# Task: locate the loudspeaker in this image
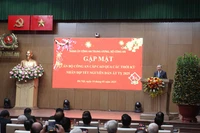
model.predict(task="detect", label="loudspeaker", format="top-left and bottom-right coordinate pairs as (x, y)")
top-left (63, 99), bottom-right (70, 110)
top-left (4, 98), bottom-right (11, 108)
top-left (134, 101), bottom-right (142, 113)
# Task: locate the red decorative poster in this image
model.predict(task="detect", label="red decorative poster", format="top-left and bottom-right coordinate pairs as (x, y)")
top-left (52, 38), bottom-right (143, 90)
top-left (30, 15), bottom-right (53, 31)
top-left (8, 15), bottom-right (30, 30)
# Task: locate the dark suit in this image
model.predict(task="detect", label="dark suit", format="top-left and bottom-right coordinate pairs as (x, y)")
top-left (24, 113), bottom-right (36, 122)
top-left (0, 117), bottom-right (12, 133)
top-left (153, 71), bottom-right (167, 79)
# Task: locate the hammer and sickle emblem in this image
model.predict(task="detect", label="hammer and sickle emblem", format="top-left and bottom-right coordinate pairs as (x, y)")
top-left (14, 18), bottom-right (24, 28)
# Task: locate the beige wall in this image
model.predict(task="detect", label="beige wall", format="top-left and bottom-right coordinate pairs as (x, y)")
top-left (0, 22), bottom-right (200, 112)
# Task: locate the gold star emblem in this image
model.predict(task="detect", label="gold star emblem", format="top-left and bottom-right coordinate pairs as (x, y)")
top-left (38, 19), bottom-right (45, 27)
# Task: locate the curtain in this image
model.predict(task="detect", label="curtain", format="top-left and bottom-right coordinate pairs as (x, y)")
top-left (0, 0), bottom-right (200, 21)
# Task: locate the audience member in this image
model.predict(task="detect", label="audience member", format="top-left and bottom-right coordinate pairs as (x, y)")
top-left (31, 122), bottom-right (43, 133)
top-left (155, 111), bottom-right (164, 130)
top-left (49, 108), bottom-right (64, 120)
top-left (156, 111), bottom-right (164, 119)
top-left (121, 114), bottom-right (131, 128)
top-left (135, 129), bottom-right (147, 133)
top-left (24, 107), bottom-right (37, 122)
top-left (147, 123), bottom-right (159, 133)
top-left (24, 120), bottom-right (34, 131)
top-left (0, 110), bottom-right (12, 133)
top-left (82, 111), bottom-right (92, 126)
top-left (60, 117), bottom-right (71, 133)
top-left (54, 111), bottom-right (65, 124)
top-left (154, 116), bottom-right (163, 130)
top-left (105, 120), bottom-right (118, 133)
top-left (17, 114), bottom-right (28, 124)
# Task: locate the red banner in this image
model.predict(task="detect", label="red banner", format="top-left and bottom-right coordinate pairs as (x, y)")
top-left (52, 38), bottom-right (143, 90)
top-left (30, 15), bottom-right (53, 31)
top-left (8, 15), bottom-right (30, 30)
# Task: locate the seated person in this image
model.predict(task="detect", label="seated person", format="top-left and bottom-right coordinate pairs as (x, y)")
top-left (17, 114), bottom-right (28, 124)
top-left (156, 111), bottom-right (164, 119)
top-left (155, 111), bottom-right (164, 130)
top-left (81, 111), bottom-right (92, 126)
top-left (105, 120), bottom-right (118, 133)
top-left (24, 107), bottom-right (36, 122)
top-left (49, 108), bottom-right (64, 120)
top-left (121, 114), bottom-right (131, 128)
top-left (31, 122), bottom-right (43, 133)
top-left (60, 117), bottom-right (71, 133)
top-left (24, 120), bottom-right (34, 131)
top-left (0, 110), bottom-right (12, 133)
top-left (54, 111), bottom-right (65, 124)
top-left (154, 116), bottom-right (164, 130)
top-left (147, 123), bottom-right (159, 133)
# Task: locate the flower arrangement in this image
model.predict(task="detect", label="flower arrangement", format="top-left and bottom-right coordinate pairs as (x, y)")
top-left (143, 77), bottom-right (165, 98)
top-left (9, 64), bottom-right (44, 82)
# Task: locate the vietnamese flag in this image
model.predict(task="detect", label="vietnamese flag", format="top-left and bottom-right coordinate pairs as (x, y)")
top-left (8, 15), bottom-right (30, 30)
top-left (30, 15), bottom-right (53, 31)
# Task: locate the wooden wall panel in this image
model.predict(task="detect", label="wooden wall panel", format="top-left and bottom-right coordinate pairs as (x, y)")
top-left (99, 91), bottom-right (108, 110)
top-left (76, 23), bottom-right (120, 37)
top-left (143, 23), bottom-right (169, 66)
top-left (108, 91), bottom-right (117, 111)
top-left (125, 91), bottom-right (135, 111)
top-left (81, 90), bottom-right (92, 110)
top-left (56, 23), bottom-right (77, 37)
top-left (0, 22), bottom-right (200, 113)
top-left (91, 90), bottom-right (100, 110)
top-left (74, 90), bottom-right (83, 109)
top-left (120, 23), bottom-right (144, 37)
top-left (49, 90), bottom-right (59, 108)
top-left (169, 23), bottom-right (193, 45)
top-left (192, 23), bottom-right (200, 56)
top-left (116, 91), bottom-right (126, 111)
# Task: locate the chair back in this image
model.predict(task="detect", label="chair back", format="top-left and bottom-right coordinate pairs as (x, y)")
top-left (78, 121), bottom-right (99, 126)
top-left (117, 128), bottom-right (137, 133)
top-left (118, 123), bottom-right (139, 128)
top-left (158, 130), bottom-right (171, 133)
top-left (11, 118), bottom-right (19, 124)
top-left (6, 124), bottom-right (25, 133)
top-left (15, 130), bottom-right (30, 133)
top-left (161, 125), bottom-right (173, 132)
top-left (74, 126), bottom-right (99, 133)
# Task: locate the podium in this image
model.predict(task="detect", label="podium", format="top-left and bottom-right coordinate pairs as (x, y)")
top-left (15, 79), bottom-right (39, 109)
top-left (140, 78), bottom-right (177, 120)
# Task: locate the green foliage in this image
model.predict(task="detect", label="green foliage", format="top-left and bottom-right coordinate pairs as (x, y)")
top-left (172, 53), bottom-right (200, 105)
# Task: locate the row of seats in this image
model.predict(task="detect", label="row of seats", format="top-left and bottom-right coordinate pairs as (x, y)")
top-left (7, 122), bottom-right (174, 133)
top-left (78, 121), bottom-right (174, 132)
top-left (13, 127), bottom-right (171, 133)
top-left (11, 119), bottom-right (174, 131)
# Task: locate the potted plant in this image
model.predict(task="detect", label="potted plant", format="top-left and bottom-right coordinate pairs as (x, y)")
top-left (172, 53), bottom-right (200, 123)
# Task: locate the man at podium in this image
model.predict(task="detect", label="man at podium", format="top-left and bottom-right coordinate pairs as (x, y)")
top-left (21, 50), bottom-right (37, 68)
top-left (153, 64), bottom-right (167, 79)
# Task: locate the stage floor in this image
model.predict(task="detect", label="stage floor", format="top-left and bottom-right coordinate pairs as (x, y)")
top-left (2, 108), bottom-right (200, 123)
